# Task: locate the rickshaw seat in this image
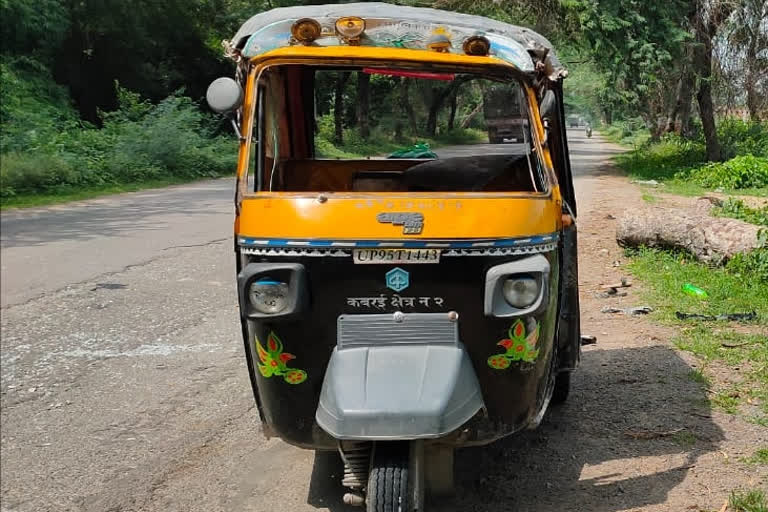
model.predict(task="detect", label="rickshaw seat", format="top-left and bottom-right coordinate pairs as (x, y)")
top-left (403, 154), bottom-right (535, 192)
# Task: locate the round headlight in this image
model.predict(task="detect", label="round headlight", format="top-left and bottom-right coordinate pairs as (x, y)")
top-left (502, 275), bottom-right (539, 308)
top-left (249, 279), bottom-right (290, 314)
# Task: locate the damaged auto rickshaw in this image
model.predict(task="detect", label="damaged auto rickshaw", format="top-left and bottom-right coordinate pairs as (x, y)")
top-left (207, 3), bottom-right (581, 510)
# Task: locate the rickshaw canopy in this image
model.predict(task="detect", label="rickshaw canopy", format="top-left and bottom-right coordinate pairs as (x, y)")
top-left (229, 3), bottom-right (567, 80)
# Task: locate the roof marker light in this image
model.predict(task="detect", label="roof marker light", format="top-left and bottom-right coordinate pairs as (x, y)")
top-left (291, 18), bottom-right (321, 45)
top-left (464, 35), bottom-right (491, 56)
top-left (335, 16), bottom-right (365, 45)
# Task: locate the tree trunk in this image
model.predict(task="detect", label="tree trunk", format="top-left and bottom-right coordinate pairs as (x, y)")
top-left (692, 26), bottom-right (721, 161)
top-left (448, 93), bottom-right (458, 131)
top-left (679, 82), bottom-right (694, 137)
top-left (461, 102), bottom-right (483, 129)
top-left (400, 78), bottom-right (418, 135)
top-left (745, 29), bottom-right (760, 121)
top-left (666, 61), bottom-right (694, 134)
top-left (357, 72), bottom-right (371, 138)
top-left (616, 202), bottom-right (762, 264)
top-left (334, 72), bottom-right (350, 144)
top-left (694, 45), bottom-right (722, 161)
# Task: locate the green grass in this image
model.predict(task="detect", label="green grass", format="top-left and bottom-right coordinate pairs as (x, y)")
top-left (713, 199), bottom-right (768, 227)
top-left (741, 447), bottom-right (768, 465)
top-left (641, 192), bottom-right (658, 203)
top-left (729, 489), bottom-right (768, 512)
top-left (599, 119), bottom-right (651, 147)
top-left (625, 248), bottom-right (768, 321)
top-left (687, 368), bottom-right (712, 386)
top-left (0, 177), bottom-right (223, 210)
top-left (611, 120), bottom-right (768, 196)
top-left (626, 247), bottom-right (768, 417)
top-left (671, 430), bottom-right (698, 447)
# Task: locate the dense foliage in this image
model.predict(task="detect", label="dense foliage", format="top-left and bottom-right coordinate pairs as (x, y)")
top-left (0, 80), bottom-right (234, 198)
top-left (1, 0), bottom-right (766, 205)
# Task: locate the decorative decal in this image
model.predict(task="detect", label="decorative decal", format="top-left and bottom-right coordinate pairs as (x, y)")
top-left (255, 332), bottom-right (307, 384)
top-left (377, 212), bottom-right (424, 235)
top-left (386, 268), bottom-right (410, 292)
top-left (487, 319), bottom-right (540, 369)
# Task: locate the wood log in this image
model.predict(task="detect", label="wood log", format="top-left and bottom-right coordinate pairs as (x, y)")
top-left (616, 205), bottom-right (761, 264)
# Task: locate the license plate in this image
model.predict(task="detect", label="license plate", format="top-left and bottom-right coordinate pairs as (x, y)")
top-left (353, 248), bottom-right (441, 264)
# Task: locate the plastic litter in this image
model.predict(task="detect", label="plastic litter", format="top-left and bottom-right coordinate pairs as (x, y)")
top-left (387, 143), bottom-right (437, 159)
top-left (601, 306), bottom-right (653, 316)
top-left (675, 311), bottom-right (757, 322)
top-left (682, 284), bottom-right (708, 299)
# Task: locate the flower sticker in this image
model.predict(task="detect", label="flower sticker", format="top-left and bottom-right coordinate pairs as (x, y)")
top-left (487, 319), bottom-right (540, 370)
top-left (255, 332), bottom-right (307, 384)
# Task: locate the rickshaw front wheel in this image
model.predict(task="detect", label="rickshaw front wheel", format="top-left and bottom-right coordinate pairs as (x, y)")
top-left (367, 444), bottom-right (410, 512)
top-left (552, 371), bottom-right (571, 404)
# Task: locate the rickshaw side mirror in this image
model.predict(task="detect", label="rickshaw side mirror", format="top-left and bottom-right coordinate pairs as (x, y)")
top-left (539, 90), bottom-right (557, 121)
top-left (538, 90), bottom-right (557, 146)
top-left (206, 77), bottom-right (244, 114)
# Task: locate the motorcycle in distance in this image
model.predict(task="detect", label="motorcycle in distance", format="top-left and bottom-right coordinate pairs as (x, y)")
top-left (585, 122), bottom-right (593, 138)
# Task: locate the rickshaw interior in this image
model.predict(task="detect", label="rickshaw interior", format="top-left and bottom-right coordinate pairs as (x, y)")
top-left (247, 64), bottom-right (548, 195)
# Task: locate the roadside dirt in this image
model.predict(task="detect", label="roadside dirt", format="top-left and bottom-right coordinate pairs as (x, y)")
top-left (445, 141), bottom-right (768, 511)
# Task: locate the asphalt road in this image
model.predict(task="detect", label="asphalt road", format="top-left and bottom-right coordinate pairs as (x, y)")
top-left (0, 130), bottom-right (621, 512)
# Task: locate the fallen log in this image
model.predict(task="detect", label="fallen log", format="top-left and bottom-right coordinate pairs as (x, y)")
top-left (616, 205), bottom-right (762, 264)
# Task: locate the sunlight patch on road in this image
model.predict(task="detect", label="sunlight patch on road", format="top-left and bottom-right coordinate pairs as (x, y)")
top-left (579, 453), bottom-right (692, 484)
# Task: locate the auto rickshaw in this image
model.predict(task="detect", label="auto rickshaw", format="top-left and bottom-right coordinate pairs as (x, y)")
top-left (206, 4), bottom-right (581, 510)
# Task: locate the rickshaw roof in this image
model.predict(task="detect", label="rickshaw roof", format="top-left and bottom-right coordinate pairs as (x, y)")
top-left (231, 3), bottom-right (566, 79)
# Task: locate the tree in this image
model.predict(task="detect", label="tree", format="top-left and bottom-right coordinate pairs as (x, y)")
top-left (691, 0), bottom-right (736, 161)
top-left (561, 0), bottom-right (690, 136)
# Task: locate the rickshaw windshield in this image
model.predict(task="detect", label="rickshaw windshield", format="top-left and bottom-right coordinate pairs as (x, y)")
top-left (246, 64), bottom-right (549, 195)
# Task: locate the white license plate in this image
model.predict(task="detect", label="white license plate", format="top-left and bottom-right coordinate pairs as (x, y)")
top-left (353, 248), bottom-right (441, 264)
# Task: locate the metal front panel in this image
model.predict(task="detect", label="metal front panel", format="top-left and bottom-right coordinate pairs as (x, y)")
top-left (337, 313), bottom-right (458, 348)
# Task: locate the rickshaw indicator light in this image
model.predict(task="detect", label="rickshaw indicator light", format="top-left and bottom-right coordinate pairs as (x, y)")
top-left (291, 18), bottom-right (322, 45)
top-left (502, 275), bottom-right (540, 308)
top-left (427, 29), bottom-right (452, 53)
top-left (335, 17), bottom-right (365, 45)
top-left (463, 36), bottom-right (491, 56)
top-left (249, 279), bottom-right (290, 314)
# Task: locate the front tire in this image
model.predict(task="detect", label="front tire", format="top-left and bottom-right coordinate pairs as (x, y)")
top-left (367, 445), bottom-right (410, 512)
top-left (552, 371), bottom-right (571, 404)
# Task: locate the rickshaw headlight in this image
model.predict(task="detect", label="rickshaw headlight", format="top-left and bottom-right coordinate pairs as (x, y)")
top-left (502, 275), bottom-right (539, 308)
top-left (249, 279), bottom-right (290, 314)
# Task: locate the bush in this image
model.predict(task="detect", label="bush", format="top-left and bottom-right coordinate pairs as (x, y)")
top-left (683, 155), bottom-right (768, 190)
top-left (1, 83), bottom-right (236, 199)
top-left (718, 119), bottom-right (768, 159)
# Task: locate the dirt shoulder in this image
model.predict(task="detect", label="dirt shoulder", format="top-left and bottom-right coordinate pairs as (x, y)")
top-left (448, 138), bottom-right (767, 511)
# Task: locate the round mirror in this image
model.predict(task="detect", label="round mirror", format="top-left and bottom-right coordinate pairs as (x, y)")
top-left (206, 77), bottom-right (243, 114)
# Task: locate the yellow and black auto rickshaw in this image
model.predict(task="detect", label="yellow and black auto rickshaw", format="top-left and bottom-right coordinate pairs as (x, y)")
top-left (207, 4), bottom-right (581, 510)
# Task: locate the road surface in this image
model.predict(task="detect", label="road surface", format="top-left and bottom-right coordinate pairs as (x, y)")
top-left (3, 132), bottom-right (726, 512)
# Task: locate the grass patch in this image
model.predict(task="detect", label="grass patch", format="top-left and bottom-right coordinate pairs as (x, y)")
top-left (0, 177), bottom-right (219, 210)
top-left (599, 118), bottom-right (651, 147)
top-left (687, 368), bottom-right (711, 386)
top-left (626, 247), bottom-right (768, 417)
top-left (612, 119), bottom-right (768, 197)
top-left (641, 193), bottom-right (658, 203)
top-left (625, 248), bottom-right (768, 320)
top-left (671, 430), bottom-right (698, 447)
top-left (729, 489), bottom-right (768, 512)
top-left (741, 447), bottom-right (768, 465)
top-left (713, 198), bottom-right (768, 227)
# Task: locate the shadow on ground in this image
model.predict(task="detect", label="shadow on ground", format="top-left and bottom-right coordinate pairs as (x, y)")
top-left (306, 345), bottom-right (721, 511)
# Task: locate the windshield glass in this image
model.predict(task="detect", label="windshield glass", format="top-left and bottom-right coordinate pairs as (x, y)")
top-left (250, 65), bottom-right (548, 194)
